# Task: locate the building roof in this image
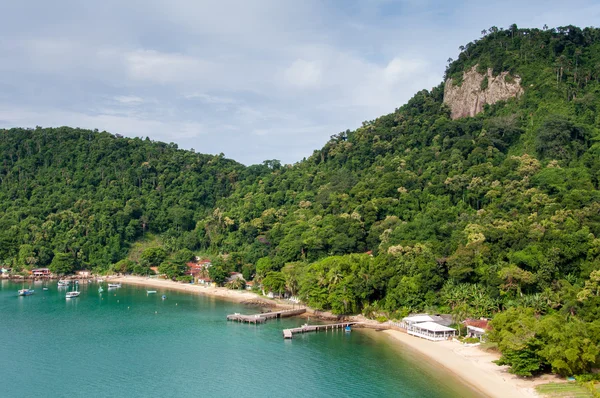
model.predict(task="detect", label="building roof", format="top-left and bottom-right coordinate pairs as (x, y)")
top-left (412, 321), bottom-right (456, 332)
top-left (403, 315), bottom-right (435, 323)
top-left (464, 319), bottom-right (491, 330)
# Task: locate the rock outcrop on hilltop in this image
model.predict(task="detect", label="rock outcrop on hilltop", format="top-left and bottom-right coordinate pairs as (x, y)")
top-left (443, 65), bottom-right (523, 119)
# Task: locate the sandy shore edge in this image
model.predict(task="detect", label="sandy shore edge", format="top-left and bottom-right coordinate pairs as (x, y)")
top-left (110, 275), bottom-right (283, 306)
top-left (112, 276), bottom-right (547, 398)
top-left (382, 330), bottom-right (546, 398)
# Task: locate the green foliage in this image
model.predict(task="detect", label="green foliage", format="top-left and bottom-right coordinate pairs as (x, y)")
top-left (49, 252), bottom-right (75, 275)
top-left (262, 271), bottom-right (286, 295)
top-left (140, 247), bottom-right (168, 267)
top-left (535, 116), bottom-right (590, 161)
top-left (158, 261), bottom-right (186, 280)
top-left (208, 266), bottom-right (228, 286)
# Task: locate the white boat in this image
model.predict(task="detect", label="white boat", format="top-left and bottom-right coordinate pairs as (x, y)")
top-left (97, 279), bottom-right (105, 283)
top-left (108, 283), bottom-right (121, 288)
top-left (58, 280), bottom-right (70, 287)
top-left (66, 291), bottom-right (80, 298)
top-left (18, 289), bottom-right (34, 296)
top-left (147, 290), bottom-right (157, 294)
top-left (98, 286), bottom-right (104, 293)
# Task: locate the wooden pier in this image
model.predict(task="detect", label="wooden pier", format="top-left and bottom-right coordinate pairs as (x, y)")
top-left (282, 322), bottom-right (358, 339)
top-left (226, 308), bottom-right (306, 324)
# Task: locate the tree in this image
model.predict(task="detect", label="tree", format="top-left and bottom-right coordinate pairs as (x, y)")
top-left (209, 266), bottom-right (228, 286)
top-left (158, 260), bottom-right (186, 280)
top-left (577, 270), bottom-right (600, 302)
top-left (49, 252), bottom-right (75, 275)
top-left (535, 116), bottom-right (590, 161)
top-left (262, 271), bottom-right (286, 296)
top-left (489, 308), bottom-right (547, 376)
top-left (140, 247), bottom-right (167, 267)
top-left (112, 259), bottom-right (135, 274)
top-left (537, 315), bottom-right (600, 376)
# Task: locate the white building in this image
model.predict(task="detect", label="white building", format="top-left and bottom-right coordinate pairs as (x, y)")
top-left (407, 321), bottom-right (457, 341)
top-left (401, 314), bottom-right (457, 341)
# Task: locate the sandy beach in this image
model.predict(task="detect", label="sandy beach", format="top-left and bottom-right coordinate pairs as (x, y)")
top-left (382, 330), bottom-right (555, 398)
top-left (113, 276), bottom-right (551, 398)
top-left (109, 275), bottom-right (284, 306)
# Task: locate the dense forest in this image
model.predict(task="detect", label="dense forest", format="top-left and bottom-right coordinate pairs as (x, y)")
top-left (2, 24), bottom-right (600, 377)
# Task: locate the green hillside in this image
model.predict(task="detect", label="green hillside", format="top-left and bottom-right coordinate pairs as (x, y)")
top-left (2, 24), bottom-right (600, 377)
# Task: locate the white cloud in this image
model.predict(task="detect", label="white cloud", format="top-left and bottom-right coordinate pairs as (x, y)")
top-left (125, 50), bottom-right (213, 84)
top-left (114, 96), bottom-right (144, 104)
top-left (184, 93), bottom-right (237, 104)
top-left (284, 59), bottom-right (322, 88)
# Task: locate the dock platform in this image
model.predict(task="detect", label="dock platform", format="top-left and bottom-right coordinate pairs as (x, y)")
top-left (283, 322), bottom-right (358, 339)
top-left (226, 308), bottom-right (306, 324)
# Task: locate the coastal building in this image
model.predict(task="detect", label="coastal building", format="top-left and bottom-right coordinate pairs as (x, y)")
top-left (463, 319), bottom-right (491, 340)
top-left (187, 262), bottom-right (204, 278)
top-left (401, 314), bottom-right (456, 341)
top-left (245, 281), bottom-right (254, 290)
top-left (32, 268), bottom-right (51, 276)
top-left (1, 267), bottom-right (13, 275)
top-left (197, 277), bottom-right (213, 286)
top-left (77, 270), bottom-right (91, 278)
top-left (227, 272), bottom-right (244, 282)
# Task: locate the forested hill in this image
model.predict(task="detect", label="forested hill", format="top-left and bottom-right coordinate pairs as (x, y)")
top-left (0, 128), bottom-right (250, 268)
top-left (4, 25), bottom-right (600, 377)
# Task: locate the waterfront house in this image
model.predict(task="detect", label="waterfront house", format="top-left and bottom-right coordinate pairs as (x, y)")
top-left (401, 314), bottom-right (456, 341)
top-left (32, 268), bottom-right (51, 277)
top-left (407, 321), bottom-right (457, 341)
top-left (187, 262), bottom-right (204, 278)
top-left (1, 267), bottom-right (13, 275)
top-left (463, 319), bottom-right (491, 340)
top-left (245, 281), bottom-right (254, 290)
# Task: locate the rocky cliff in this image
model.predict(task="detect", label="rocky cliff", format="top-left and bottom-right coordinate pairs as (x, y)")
top-left (443, 66), bottom-right (524, 119)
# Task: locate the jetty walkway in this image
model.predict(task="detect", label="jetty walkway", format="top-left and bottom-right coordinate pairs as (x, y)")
top-left (226, 308), bottom-right (306, 324)
top-left (283, 322), bottom-right (358, 339)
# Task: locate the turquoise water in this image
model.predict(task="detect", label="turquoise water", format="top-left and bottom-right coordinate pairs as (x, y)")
top-left (0, 280), bottom-right (478, 397)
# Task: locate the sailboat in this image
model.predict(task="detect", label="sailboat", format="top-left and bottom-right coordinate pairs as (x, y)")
top-left (66, 284), bottom-right (80, 299)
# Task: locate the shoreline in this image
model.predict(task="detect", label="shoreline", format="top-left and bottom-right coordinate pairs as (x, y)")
top-left (112, 276), bottom-right (552, 398)
top-left (382, 330), bottom-right (557, 398)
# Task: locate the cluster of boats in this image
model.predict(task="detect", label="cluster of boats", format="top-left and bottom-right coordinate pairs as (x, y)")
top-left (17, 281), bottom-right (170, 301)
top-left (18, 279), bottom-right (123, 299)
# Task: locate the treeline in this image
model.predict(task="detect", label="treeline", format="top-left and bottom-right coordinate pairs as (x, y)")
top-left (0, 127), bottom-right (251, 271)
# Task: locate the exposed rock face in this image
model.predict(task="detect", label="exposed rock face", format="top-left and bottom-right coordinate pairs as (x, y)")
top-left (443, 65), bottom-right (524, 119)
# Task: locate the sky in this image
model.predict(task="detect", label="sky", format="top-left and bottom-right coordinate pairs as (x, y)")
top-left (0, 1), bottom-right (599, 165)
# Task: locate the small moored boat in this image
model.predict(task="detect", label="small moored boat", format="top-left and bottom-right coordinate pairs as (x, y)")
top-left (161, 295), bottom-right (167, 300)
top-left (345, 325), bottom-right (352, 333)
top-left (58, 280), bottom-right (70, 287)
top-left (147, 290), bottom-right (157, 294)
top-left (43, 287), bottom-right (49, 291)
top-left (66, 291), bottom-right (80, 299)
top-left (98, 286), bottom-right (104, 293)
top-left (18, 289), bottom-right (34, 296)
top-left (107, 283), bottom-right (121, 289)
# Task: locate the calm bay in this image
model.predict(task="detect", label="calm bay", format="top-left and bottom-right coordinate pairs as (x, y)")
top-left (1, 280), bottom-right (479, 397)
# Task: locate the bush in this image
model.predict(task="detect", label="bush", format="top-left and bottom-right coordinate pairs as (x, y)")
top-left (376, 315), bottom-right (388, 323)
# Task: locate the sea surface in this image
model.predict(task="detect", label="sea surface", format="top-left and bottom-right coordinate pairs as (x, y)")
top-left (0, 280), bottom-right (479, 397)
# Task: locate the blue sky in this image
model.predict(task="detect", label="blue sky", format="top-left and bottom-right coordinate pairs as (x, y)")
top-left (1, 0), bottom-right (599, 165)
